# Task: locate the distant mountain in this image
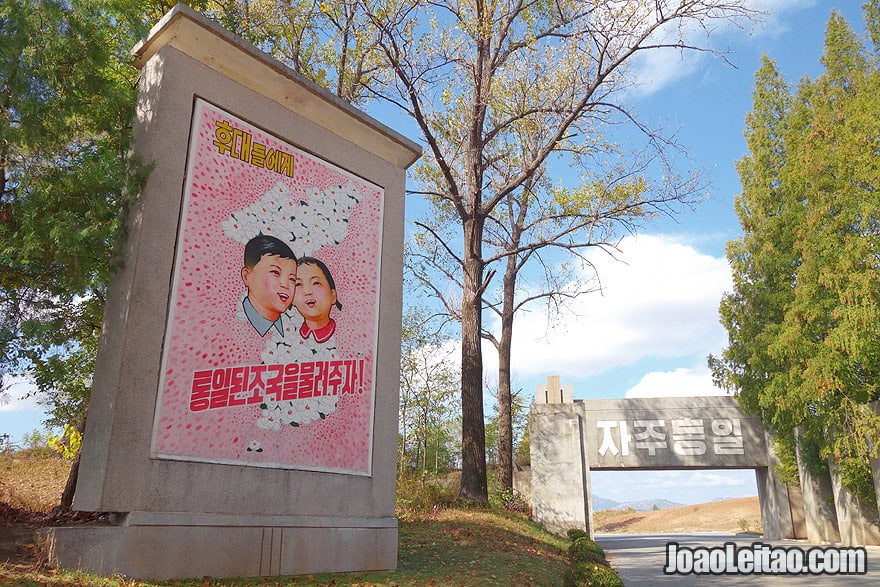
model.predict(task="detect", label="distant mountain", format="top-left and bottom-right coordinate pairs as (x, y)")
top-left (591, 496), bottom-right (684, 512)
top-left (612, 498), bottom-right (684, 512)
top-left (591, 496), bottom-right (621, 511)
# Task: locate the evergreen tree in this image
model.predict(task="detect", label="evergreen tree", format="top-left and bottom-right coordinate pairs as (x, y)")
top-left (778, 7), bottom-right (880, 497)
top-left (711, 55), bottom-right (800, 430)
top-left (0, 0), bottom-right (150, 432)
top-left (714, 5), bottom-right (880, 502)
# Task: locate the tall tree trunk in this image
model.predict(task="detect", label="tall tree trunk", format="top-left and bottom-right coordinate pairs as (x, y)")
top-left (399, 402), bottom-right (407, 474)
top-left (497, 253), bottom-right (516, 490)
top-left (422, 415), bottom-right (429, 475)
top-left (459, 215), bottom-right (488, 502)
top-left (59, 450), bottom-right (80, 510)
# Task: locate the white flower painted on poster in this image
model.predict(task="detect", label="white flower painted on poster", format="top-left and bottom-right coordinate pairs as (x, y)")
top-left (222, 181), bottom-right (360, 259)
top-left (223, 180), bottom-right (359, 430)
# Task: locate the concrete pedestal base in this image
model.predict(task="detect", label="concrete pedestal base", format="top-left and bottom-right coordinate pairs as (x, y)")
top-left (38, 513), bottom-right (397, 580)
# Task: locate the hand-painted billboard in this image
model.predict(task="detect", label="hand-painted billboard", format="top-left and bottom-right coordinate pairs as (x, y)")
top-left (151, 98), bottom-right (382, 475)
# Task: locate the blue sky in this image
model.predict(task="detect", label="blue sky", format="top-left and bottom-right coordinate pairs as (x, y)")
top-left (0, 1), bottom-right (869, 504)
top-left (489, 0), bottom-right (870, 504)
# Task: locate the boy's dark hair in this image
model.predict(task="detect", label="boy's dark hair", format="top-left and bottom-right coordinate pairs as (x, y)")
top-left (298, 256), bottom-right (343, 310)
top-left (244, 234), bottom-right (296, 268)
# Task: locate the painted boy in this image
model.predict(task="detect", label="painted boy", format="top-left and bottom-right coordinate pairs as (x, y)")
top-left (241, 235), bottom-right (297, 337)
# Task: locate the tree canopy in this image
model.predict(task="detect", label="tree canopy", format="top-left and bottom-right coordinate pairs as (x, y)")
top-left (0, 0), bottom-right (153, 428)
top-left (379, 0), bottom-right (755, 500)
top-left (712, 2), bottom-right (880, 502)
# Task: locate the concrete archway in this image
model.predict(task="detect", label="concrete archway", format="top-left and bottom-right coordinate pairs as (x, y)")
top-left (524, 380), bottom-right (804, 541)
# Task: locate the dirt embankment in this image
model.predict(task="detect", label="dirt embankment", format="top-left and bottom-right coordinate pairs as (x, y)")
top-left (593, 496), bottom-right (762, 534)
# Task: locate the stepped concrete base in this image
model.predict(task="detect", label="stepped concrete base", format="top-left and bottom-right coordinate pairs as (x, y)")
top-left (38, 513), bottom-right (397, 580)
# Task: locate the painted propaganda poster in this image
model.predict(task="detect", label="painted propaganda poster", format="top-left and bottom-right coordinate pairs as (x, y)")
top-left (150, 98), bottom-right (382, 475)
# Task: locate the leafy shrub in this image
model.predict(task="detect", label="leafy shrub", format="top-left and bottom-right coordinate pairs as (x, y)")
top-left (567, 528), bottom-right (589, 542)
top-left (490, 487), bottom-right (530, 513)
top-left (47, 424), bottom-right (82, 460)
top-left (575, 549), bottom-right (608, 567)
top-left (563, 562), bottom-right (624, 587)
top-left (396, 474), bottom-right (458, 518)
top-left (834, 456), bottom-right (878, 508)
top-left (568, 536), bottom-right (606, 562)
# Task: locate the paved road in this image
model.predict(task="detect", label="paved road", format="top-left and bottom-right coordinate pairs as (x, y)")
top-left (595, 533), bottom-right (880, 586)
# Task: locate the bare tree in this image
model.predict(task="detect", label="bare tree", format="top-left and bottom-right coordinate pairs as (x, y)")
top-left (378, 1), bottom-right (756, 500)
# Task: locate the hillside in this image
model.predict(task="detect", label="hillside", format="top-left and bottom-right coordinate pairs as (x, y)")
top-left (593, 496), bottom-right (762, 534)
top-left (592, 497), bottom-right (684, 512)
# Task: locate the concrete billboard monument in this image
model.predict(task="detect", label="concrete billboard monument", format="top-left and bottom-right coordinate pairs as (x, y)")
top-left (41, 4), bottom-right (420, 579)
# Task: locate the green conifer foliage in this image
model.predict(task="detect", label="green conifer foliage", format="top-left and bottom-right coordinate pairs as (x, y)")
top-left (714, 5), bottom-right (880, 502)
top-left (0, 0), bottom-right (149, 429)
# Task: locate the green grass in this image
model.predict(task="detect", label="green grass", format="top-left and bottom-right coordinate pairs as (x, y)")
top-left (1, 454), bottom-right (569, 585)
top-left (2, 496), bottom-right (569, 586)
top-left (391, 509), bottom-right (569, 585)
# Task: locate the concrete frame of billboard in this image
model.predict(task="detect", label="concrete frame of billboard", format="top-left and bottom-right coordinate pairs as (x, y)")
top-left (38, 4), bottom-right (420, 580)
top-left (525, 377), bottom-right (880, 546)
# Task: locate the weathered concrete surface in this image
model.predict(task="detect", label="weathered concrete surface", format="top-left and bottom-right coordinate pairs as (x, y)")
top-left (787, 484), bottom-right (808, 539)
top-left (795, 428), bottom-right (841, 544)
top-left (529, 383), bottom-right (880, 549)
top-left (530, 404), bottom-right (591, 537)
top-left (513, 466), bottom-right (532, 506)
top-left (41, 521), bottom-right (397, 580)
top-left (535, 375), bottom-right (574, 404)
top-left (755, 432), bottom-right (798, 540)
top-left (530, 396), bottom-right (770, 540)
top-left (756, 467), bottom-right (790, 540)
top-left (583, 396), bottom-right (767, 470)
top-left (830, 459), bottom-right (880, 546)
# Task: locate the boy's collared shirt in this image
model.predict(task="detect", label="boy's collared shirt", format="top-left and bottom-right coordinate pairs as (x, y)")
top-left (242, 296), bottom-right (285, 337)
top-left (299, 318), bottom-right (336, 344)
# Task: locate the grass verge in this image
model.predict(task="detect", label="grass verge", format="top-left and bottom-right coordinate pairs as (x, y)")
top-left (1, 460), bottom-right (570, 586)
top-left (1, 509), bottom-right (568, 586)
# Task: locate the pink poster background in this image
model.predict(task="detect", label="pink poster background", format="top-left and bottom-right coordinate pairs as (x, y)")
top-left (150, 99), bottom-right (383, 475)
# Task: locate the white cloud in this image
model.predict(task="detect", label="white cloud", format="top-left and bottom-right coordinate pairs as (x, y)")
top-left (0, 376), bottom-right (42, 413)
top-left (687, 471), bottom-right (751, 488)
top-left (503, 234), bottom-right (731, 380)
top-left (749, 0), bottom-right (818, 33)
top-left (624, 364), bottom-right (729, 398)
top-left (628, 0), bottom-right (818, 97)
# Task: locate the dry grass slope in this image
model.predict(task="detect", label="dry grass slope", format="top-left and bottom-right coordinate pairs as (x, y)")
top-left (0, 452), bottom-right (71, 513)
top-left (593, 496), bottom-right (762, 535)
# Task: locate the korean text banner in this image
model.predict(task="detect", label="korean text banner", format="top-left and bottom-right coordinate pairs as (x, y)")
top-left (151, 98), bottom-right (383, 475)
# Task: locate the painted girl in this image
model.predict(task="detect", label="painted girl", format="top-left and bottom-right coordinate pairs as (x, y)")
top-left (293, 256), bottom-right (343, 343)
